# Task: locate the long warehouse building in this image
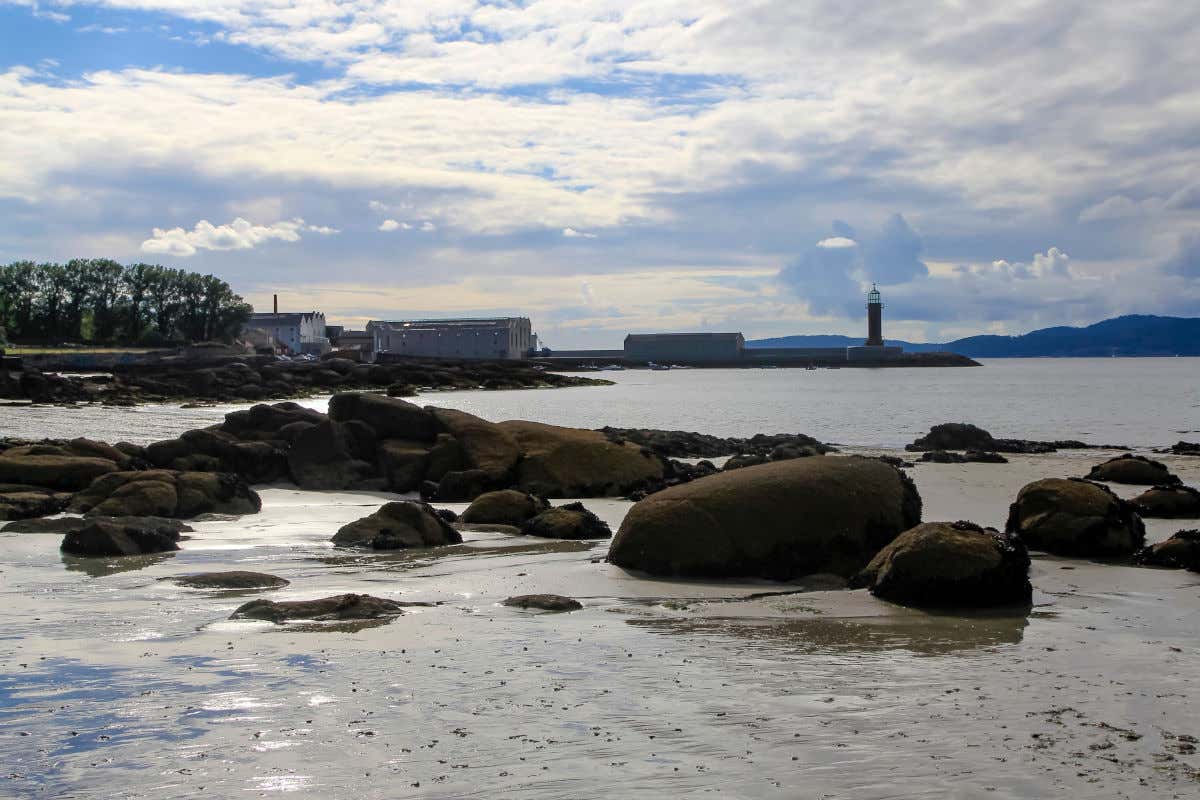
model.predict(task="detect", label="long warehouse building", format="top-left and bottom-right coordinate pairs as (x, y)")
top-left (368, 317), bottom-right (536, 360)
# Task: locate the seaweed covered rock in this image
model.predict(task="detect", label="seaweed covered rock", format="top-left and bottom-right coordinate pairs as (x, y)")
top-left (520, 502), bottom-right (612, 540)
top-left (1133, 485), bottom-right (1200, 518)
top-left (332, 501), bottom-right (462, 550)
top-left (461, 490), bottom-right (550, 526)
top-left (1005, 478), bottom-right (1145, 557)
top-left (0, 447), bottom-right (121, 491)
top-left (498, 420), bottom-right (664, 497)
top-left (0, 486), bottom-right (72, 520)
top-left (906, 423), bottom-right (996, 452)
top-left (429, 408), bottom-right (521, 481)
top-left (851, 521), bottom-right (1031, 607)
top-left (502, 594), bottom-right (583, 612)
top-left (69, 470), bottom-right (261, 519)
top-left (231, 593), bottom-right (406, 623)
top-left (60, 516), bottom-right (185, 556)
top-left (1085, 454), bottom-right (1180, 486)
top-left (6, 516), bottom-right (191, 534)
top-left (1134, 530), bottom-right (1200, 571)
top-left (608, 456), bottom-right (922, 580)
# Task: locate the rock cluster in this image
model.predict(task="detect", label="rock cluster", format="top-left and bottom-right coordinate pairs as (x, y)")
top-left (851, 521), bottom-right (1031, 607)
top-left (68, 470), bottom-right (261, 519)
top-left (1005, 478), bottom-right (1145, 557)
top-left (919, 450), bottom-right (1008, 464)
top-left (0, 355), bottom-right (609, 407)
top-left (332, 501), bottom-right (463, 550)
top-left (905, 422), bottom-right (1102, 454)
top-left (599, 427), bottom-right (834, 459)
top-left (608, 456), bottom-right (921, 580)
top-left (60, 516), bottom-right (187, 556)
top-left (0, 437), bottom-right (138, 519)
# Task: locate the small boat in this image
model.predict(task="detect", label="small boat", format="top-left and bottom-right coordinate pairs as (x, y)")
top-left (648, 362), bottom-right (671, 371)
top-left (805, 364), bottom-right (818, 371)
top-left (670, 364), bottom-right (691, 370)
top-left (601, 364), bottom-right (626, 371)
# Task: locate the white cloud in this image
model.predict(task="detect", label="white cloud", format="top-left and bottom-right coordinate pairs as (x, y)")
top-left (378, 218), bottom-right (410, 231)
top-left (140, 216), bottom-right (334, 257)
top-left (562, 227), bottom-right (597, 238)
top-left (816, 236), bottom-right (856, 248)
top-left (419, 221), bottom-right (437, 232)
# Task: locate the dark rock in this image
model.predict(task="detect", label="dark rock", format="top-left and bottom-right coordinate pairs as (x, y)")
top-left (520, 502), bottom-right (612, 539)
top-left (434, 507), bottom-right (458, 523)
top-left (329, 392), bottom-right (438, 441)
top-left (454, 522), bottom-right (522, 535)
top-left (1085, 454), bottom-right (1181, 486)
top-left (598, 427), bottom-right (834, 459)
top-left (61, 516), bottom-right (184, 556)
top-left (1005, 478), bottom-right (1145, 557)
top-left (0, 487), bottom-right (72, 520)
top-left (608, 456), bottom-right (922, 580)
top-left (287, 420), bottom-right (373, 490)
top-left (1134, 530), bottom-right (1200, 571)
top-left (231, 593), bottom-right (406, 623)
top-left (502, 594), bottom-right (583, 612)
top-left (499, 420), bottom-right (664, 497)
top-left (432, 469), bottom-right (494, 502)
top-left (461, 490), bottom-right (550, 526)
top-left (920, 450), bottom-right (1008, 464)
top-left (386, 382), bottom-right (418, 397)
top-left (723, 453), bottom-right (768, 471)
top-left (331, 501), bottom-right (462, 549)
top-left (4, 515), bottom-right (191, 534)
top-left (376, 439), bottom-right (431, 493)
top-left (1133, 485), bottom-right (1200, 518)
top-left (851, 521), bottom-right (1031, 607)
top-left (906, 423), bottom-right (997, 452)
top-left (173, 571), bottom-right (289, 589)
top-left (0, 449), bottom-right (120, 491)
top-left (70, 470), bottom-right (261, 519)
top-left (1166, 441), bottom-right (1200, 456)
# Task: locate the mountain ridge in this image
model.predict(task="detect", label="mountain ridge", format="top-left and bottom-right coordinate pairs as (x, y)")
top-left (746, 315), bottom-right (1200, 357)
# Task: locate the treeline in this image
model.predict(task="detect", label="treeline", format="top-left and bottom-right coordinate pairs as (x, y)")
top-left (0, 260), bottom-right (251, 345)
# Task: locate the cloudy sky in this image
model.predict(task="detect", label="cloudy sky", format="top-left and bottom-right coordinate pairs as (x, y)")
top-left (2, 1), bottom-right (1199, 347)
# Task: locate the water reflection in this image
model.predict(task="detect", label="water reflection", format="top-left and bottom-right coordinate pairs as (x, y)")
top-left (625, 606), bottom-right (1032, 655)
top-left (60, 551), bottom-right (177, 577)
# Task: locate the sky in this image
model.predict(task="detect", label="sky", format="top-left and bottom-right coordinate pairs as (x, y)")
top-left (1, 1), bottom-right (1199, 348)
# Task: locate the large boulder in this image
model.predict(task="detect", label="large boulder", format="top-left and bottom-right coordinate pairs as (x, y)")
top-left (222, 402), bottom-right (326, 438)
top-left (330, 392), bottom-right (438, 441)
top-left (70, 470), bottom-right (261, 519)
top-left (520, 502), bottom-right (612, 539)
top-left (286, 420), bottom-right (373, 490)
top-left (147, 428), bottom-right (287, 484)
top-left (0, 448), bottom-right (120, 491)
top-left (332, 501), bottom-right (463, 549)
top-left (461, 490), bottom-right (549, 526)
top-left (1005, 478), bottom-right (1145, 557)
top-left (430, 469), bottom-right (493, 502)
top-left (1085, 454), bottom-right (1181, 486)
top-left (230, 593), bottom-right (406, 623)
top-left (60, 516), bottom-right (185, 556)
top-left (851, 521), bottom-right (1032, 607)
top-left (1133, 485), bottom-right (1200, 518)
top-left (498, 420), bottom-right (664, 497)
top-left (430, 408), bottom-right (520, 480)
top-left (1134, 530), bottom-right (1200, 571)
top-left (905, 423), bottom-right (996, 452)
top-left (607, 456), bottom-right (922, 580)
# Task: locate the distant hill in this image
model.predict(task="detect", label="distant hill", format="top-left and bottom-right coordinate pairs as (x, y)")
top-left (747, 315), bottom-right (1200, 357)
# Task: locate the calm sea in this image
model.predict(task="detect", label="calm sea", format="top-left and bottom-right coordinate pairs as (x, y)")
top-left (2, 358), bottom-right (1197, 449)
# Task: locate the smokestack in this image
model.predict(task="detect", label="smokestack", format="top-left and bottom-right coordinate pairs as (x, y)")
top-left (273, 294), bottom-right (278, 314)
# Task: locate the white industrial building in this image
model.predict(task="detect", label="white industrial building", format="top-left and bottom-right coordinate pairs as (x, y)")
top-left (245, 311), bottom-right (328, 355)
top-left (368, 317), bottom-right (536, 361)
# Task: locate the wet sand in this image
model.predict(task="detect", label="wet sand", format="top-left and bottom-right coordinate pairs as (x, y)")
top-left (2, 452), bottom-right (1199, 798)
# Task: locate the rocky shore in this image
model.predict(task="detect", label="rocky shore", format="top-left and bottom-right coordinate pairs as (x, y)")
top-left (0, 353), bottom-right (610, 407)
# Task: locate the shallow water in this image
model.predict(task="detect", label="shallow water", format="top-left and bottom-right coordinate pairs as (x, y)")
top-left (2, 358), bottom-right (1197, 448)
top-left (2, 452), bottom-right (1199, 799)
top-left (2, 368), bottom-right (1200, 798)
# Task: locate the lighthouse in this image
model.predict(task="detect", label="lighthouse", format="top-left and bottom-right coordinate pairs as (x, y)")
top-left (865, 283), bottom-right (884, 346)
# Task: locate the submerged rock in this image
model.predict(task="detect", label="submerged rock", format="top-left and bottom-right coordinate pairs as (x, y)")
top-left (231, 593), bottom-right (406, 623)
top-left (60, 516), bottom-right (185, 556)
top-left (502, 594), bottom-right (583, 612)
top-left (173, 571), bottom-right (289, 589)
top-left (461, 490), bottom-right (549, 526)
top-left (520, 502), bottom-right (612, 539)
top-left (851, 521), bottom-right (1031, 607)
top-left (332, 501), bottom-right (463, 550)
top-left (608, 456), bottom-right (922, 580)
top-left (70, 470), bottom-right (261, 519)
top-left (1085, 454), bottom-right (1180, 486)
top-left (1005, 478), bottom-right (1145, 557)
top-left (1133, 485), bottom-right (1200, 518)
top-left (1134, 530), bottom-right (1200, 571)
